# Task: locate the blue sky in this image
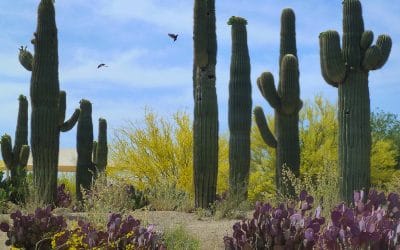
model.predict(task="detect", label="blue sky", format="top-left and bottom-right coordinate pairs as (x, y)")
top-left (0, 0), bottom-right (399, 149)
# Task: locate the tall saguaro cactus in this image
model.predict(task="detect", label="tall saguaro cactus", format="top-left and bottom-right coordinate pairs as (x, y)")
top-left (227, 16), bottom-right (252, 200)
top-left (319, 0), bottom-right (391, 203)
top-left (76, 99), bottom-right (95, 201)
top-left (76, 99), bottom-right (108, 201)
top-left (193, 0), bottom-right (219, 208)
top-left (19, 0), bottom-right (80, 204)
top-left (254, 8), bottom-right (302, 196)
top-left (1, 95), bottom-right (30, 202)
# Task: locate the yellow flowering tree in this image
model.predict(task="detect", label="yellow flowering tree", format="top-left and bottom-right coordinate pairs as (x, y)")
top-left (109, 109), bottom-right (229, 196)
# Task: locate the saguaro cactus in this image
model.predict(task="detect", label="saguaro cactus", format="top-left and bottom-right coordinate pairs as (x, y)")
top-left (254, 8), bottom-right (302, 196)
top-left (319, 0), bottom-right (391, 203)
top-left (76, 99), bottom-right (95, 201)
top-left (1, 95), bottom-right (30, 202)
top-left (19, 0), bottom-right (80, 204)
top-left (227, 16), bottom-right (252, 200)
top-left (94, 118), bottom-right (108, 173)
top-left (76, 99), bottom-right (108, 201)
top-left (193, 0), bottom-right (219, 208)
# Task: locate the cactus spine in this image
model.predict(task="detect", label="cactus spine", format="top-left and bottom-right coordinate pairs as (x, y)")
top-left (254, 9), bottom-right (302, 196)
top-left (76, 100), bottom-right (108, 201)
top-left (319, 0), bottom-right (392, 203)
top-left (227, 16), bottom-right (252, 200)
top-left (1, 95), bottom-right (30, 202)
top-left (20, 0), bottom-right (80, 204)
top-left (193, 0), bottom-right (219, 208)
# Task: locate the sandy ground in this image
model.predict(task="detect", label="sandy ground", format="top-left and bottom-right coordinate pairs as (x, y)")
top-left (0, 211), bottom-right (242, 250)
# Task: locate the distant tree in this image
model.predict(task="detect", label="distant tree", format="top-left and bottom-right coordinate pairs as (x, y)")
top-left (371, 109), bottom-right (400, 169)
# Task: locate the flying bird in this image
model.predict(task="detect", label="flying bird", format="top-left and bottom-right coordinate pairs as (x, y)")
top-left (168, 33), bottom-right (178, 42)
top-left (97, 63), bottom-right (108, 69)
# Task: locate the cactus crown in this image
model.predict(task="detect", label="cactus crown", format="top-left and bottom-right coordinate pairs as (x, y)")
top-left (227, 16), bottom-right (247, 25)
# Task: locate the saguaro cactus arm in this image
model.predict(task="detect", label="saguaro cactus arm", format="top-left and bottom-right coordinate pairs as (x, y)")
top-left (373, 35), bottom-right (392, 70)
top-left (360, 30), bottom-right (374, 50)
top-left (257, 72), bottom-right (280, 109)
top-left (362, 35), bottom-right (392, 71)
top-left (95, 118), bottom-right (108, 172)
top-left (319, 31), bottom-right (346, 86)
top-left (58, 91), bottom-right (80, 132)
top-left (92, 141), bottom-right (98, 164)
top-left (254, 107), bottom-right (277, 148)
top-left (18, 46), bottom-right (33, 71)
top-left (19, 145), bottom-right (30, 167)
top-left (1, 135), bottom-right (13, 168)
top-left (279, 54), bottom-right (302, 115)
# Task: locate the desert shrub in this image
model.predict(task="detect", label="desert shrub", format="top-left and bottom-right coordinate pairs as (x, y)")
top-left (58, 173), bottom-right (76, 201)
top-left (51, 213), bottom-right (164, 249)
top-left (55, 183), bottom-right (72, 208)
top-left (147, 182), bottom-right (193, 212)
top-left (163, 224), bottom-right (200, 250)
top-left (212, 190), bottom-right (253, 220)
top-left (0, 206), bottom-right (67, 249)
top-left (224, 190), bottom-right (323, 249)
top-left (224, 189), bottom-right (400, 249)
top-left (110, 109), bottom-right (229, 200)
top-left (316, 190), bottom-right (400, 249)
top-left (81, 174), bottom-right (141, 227)
top-left (281, 164), bottom-right (340, 219)
top-left (386, 173), bottom-right (400, 194)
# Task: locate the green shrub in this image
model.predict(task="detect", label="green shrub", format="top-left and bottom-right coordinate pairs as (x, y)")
top-left (163, 224), bottom-right (200, 250)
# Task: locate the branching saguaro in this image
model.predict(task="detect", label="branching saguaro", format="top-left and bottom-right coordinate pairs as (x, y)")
top-left (193, 0), bottom-right (219, 209)
top-left (319, 0), bottom-right (392, 203)
top-left (1, 95), bottom-right (30, 203)
top-left (254, 9), bottom-right (302, 196)
top-left (227, 16), bottom-right (252, 200)
top-left (19, 0), bottom-right (80, 204)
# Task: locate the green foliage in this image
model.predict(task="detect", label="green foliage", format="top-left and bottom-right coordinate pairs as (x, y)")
top-left (58, 173), bottom-right (76, 201)
top-left (212, 192), bottom-right (252, 220)
top-left (147, 183), bottom-right (193, 212)
top-left (81, 174), bottom-right (136, 227)
top-left (163, 225), bottom-right (200, 250)
top-left (371, 109), bottom-right (400, 169)
top-left (110, 109), bottom-right (229, 201)
top-left (248, 116), bottom-right (276, 202)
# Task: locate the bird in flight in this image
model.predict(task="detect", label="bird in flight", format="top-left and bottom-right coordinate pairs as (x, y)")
top-left (168, 33), bottom-right (178, 42)
top-left (97, 63), bottom-right (108, 69)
